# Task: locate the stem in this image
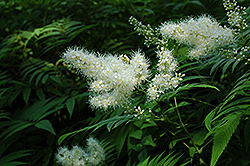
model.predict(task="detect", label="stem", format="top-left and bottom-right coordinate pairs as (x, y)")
top-left (201, 137), bottom-right (213, 149)
top-left (156, 100), bottom-right (179, 125)
top-left (174, 96), bottom-right (200, 154)
top-left (156, 117), bottom-right (190, 149)
top-left (178, 97), bottom-right (217, 108)
top-left (129, 0), bottom-right (143, 21)
top-left (168, 130), bottom-right (190, 149)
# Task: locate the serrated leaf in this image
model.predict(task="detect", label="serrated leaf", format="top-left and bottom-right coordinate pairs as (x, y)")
top-left (210, 114), bottom-right (241, 166)
top-left (35, 120), bottom-right (56, 135)
top-left (138, 151), bottom-right (183, 166)
top-left (192, 129), bottom-right (208, 146)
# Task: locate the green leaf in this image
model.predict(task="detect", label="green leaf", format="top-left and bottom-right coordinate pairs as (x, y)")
top-left (66, 98), bottom-right (75, 119)
top-left (0, 150), bottom-right (32, 165)
top-left (21, 61), bottom-right (45, 80)
top-left (138, 151), bottom-right (183, 166)
top-left (18, 97), bottom-right (67, 121)
top-left (178, 61), bottom-right (199, 71)
top-left (232, 60), bottom-right (240, 73)
top-left (140, 121), bottom-right (157, 130)
top-left (22, 88), bottom-right (31, 105)
top-left (210, 114), bottom-right (241, 166)
top-left (58, 131), bottom-right (77, 145)
top-left (182, 75), bottom-right (210, 82)
top-left (115, 124), bottom-right (133, 158)
top-left (205, 108), bottom-right (216, 132)
top-left (68, 24), bottom-right (96, 41)
top-left (192, 129), bottom-right (208, 146)
top-left (187, 0), bottom-right (205, 9)
top-left (189, 147), bottom-right (196, 158)
top-left (41, 74), bottom-right (49, 84)
top-left (36, 88), bottom-right (45, 100)
top-left (175, 83), bottom-right (219, 94)
top-left (130, 130), bottom-right (143, 139)
top-left (222, 59), bottom-right (235, 75)
top-left (49, 75), bottom-right (63, 86)
top-left (244, 118), bottom-right (250, 151)
top-left (177, 101), bottom-right (191, 108)
top-left (210, 59), bottom-right (225, 75)
top-left (169, 137), bottom-right (189, 149)
top-left (141, 135), bottom-right (156, 147)
top-left (0, 121), bottom-right (33, 141)
top-left (58, 115), bottom-right (133, 145)
top-left (35, 120), bottom-right (56, 135)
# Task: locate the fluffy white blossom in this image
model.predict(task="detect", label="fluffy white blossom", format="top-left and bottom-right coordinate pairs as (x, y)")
top-left (62, 47), bottom-right (150, 109)
top-left (147, 49), bottom-right (184, 100)
top-left (159, 15), bottom-right (235, 58)
top-left (55, 137), bottom-right (105, 166)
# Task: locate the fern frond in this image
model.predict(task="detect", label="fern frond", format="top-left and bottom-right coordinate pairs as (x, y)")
top-left (58, 115), bottom-right (133, 145)
top-left (225, 71), bottom-right (250, 100)
top-left (137, 151), bottom-right (183, 166)
top-left (36, 19), bottom-right (95, 56)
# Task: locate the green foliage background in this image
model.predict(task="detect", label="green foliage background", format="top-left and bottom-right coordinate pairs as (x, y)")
top-left (0, 0), bottom-right (250, 165)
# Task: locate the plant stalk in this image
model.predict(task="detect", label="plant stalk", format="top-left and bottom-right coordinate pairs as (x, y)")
top-left (174, 96), bottom-right (200, 154)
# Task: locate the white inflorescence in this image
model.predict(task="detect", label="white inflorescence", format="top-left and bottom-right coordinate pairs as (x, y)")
top-left (223, 0), bottom-right (247, 34)
top-left (147, 48), bottom-right (184, 100)
top-left (129, 16), bottom-right (168, 48)
top-left (62, 47), bottom-right (150, 109)
top-left (55, 137), bottom-right (105, 166)
top-left (159, 15), bottom-right (235, 58)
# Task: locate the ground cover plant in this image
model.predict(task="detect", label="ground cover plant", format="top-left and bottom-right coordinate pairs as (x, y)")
top-left (0, 0), bottom-right (250, 165)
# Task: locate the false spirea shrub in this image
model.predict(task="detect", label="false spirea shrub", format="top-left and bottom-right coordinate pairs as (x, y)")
top-left (58, 0), bottom-right (250, 165)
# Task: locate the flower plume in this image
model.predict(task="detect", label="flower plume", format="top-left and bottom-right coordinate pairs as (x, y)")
top-left (62, 47), bottom-right (150, 109)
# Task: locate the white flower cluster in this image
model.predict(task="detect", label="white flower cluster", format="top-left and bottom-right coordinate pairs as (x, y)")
top-left (159, 15), bottom-right (235, 58)
top-left (223, 0), bottom-right (248, 34)
top-left (124, 106), bottom-right (152, 119)
top-left (222, 46), bottom-right (250, 64)
top-left (62, 47), bottom-right (150, 109)
top-left (55, 137), bottom-right (105, 166)
top-left (147, 49), bottom-right (184, 100)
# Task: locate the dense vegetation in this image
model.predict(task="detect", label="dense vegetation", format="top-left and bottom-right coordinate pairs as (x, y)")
top-left (1, 0), bottom-right (250, 165)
